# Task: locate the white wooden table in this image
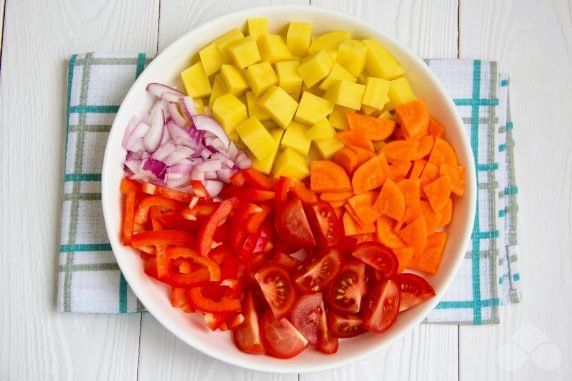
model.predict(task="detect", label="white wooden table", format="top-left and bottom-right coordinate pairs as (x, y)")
top-left (1, 1), bottom-right (571, 380)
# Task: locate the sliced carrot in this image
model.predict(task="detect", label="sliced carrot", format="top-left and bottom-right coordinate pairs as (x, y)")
top-left (393, 246), bottom-right (414, 273)
top-left (346, 113), bottom-right (396, 141)
top-left (427, 116), bottom-right (445, 138)
top-left (420, 200), bottom-right (442, 233)
top-left (310, 160), bottom-right (352, 193)
top-left (347, 191), bottom-right (380, 226)
top-left (414, 135), bottom-right (434, 160)
top-left (336, 130), bottom-right (374, 152)
top-left (397, 216), bottom-right (428, 258)
top-left (423, 175), bottom-right (452, 213)
top-left (429, 137), bottom-right (458, 166)
top-left (343, 211), bottom-right (376, 236)
top-left (349, 145), bottom-right (376, 166)
top-left (372, 179), bottom-right (405, 221)
top-left (319, 191), bottom-right (354, 202)
top-left (334, 147), bottom-right (360, 175)
top-left (382, 140), bottom-right (420, 163)
top-left (439, 164), bottom-right (466, 196)
top-left (409, 232), bottom-right (448, 275)
top-left (388, 161), bottom-right (412, 182)
top-left (438, 198), bottom-right (453, 228)
top-left (394, 178), bottom-right (422, 230)
top-left (375, 215), bottom-right (405, 249)
top-left (352, 154), bottom-right (390, 194)
top-left (395, 99), bottom-right (430, 140)
top-left (409, 159), bottom-right (427, 179)
top-left (328, 200), bottom-right (347, 209)
top-left (420, 161), bottom-right (440, 188)
top-left (354, 233), bottom-right (377, 244)
top-left (344, 204), bottom-right (363, 227)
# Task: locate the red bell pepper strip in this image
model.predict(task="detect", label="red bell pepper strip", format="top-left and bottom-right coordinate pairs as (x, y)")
top-left (188, 286), bottom-right (241, 313)
top-left (190, 180), bottom-right (211, 200)
top-left (230, 171), bottom-right (246, 186)
top-left (242, 168), bottom-right (276, 190)
top-left (157, 212), bottom-right (200, 231)
top-left (275, 177), bottom-right (293, 206)
top-left (246, 204), bottom-right (272, 234)
top-left (156, 245), bottom-right (169, 278)
top-left (220, 185), bottom-right (275, 202)
top-left (142, 182), bottom-right (194, 203)
top-left (120, 177), bottom-right (140, 245)
top-left (130, 230), bottom-right (195, 249)
top-left (290, 178), bottom-right (318, 204)
top-left (134, 196), bottom-right (181, 224)
top-left (144, 257), bottom-right (211, 287)
top-left (167, 246), bottom-right (222, 281)
top-left (170, 287), bottom-right (195, 312)
top-left (197, 198), bottom-right (238, 257)
top-left (181, 201), bottom-right (218, 220)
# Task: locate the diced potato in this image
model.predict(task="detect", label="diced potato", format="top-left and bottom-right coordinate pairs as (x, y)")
top-left (214, 28), bottom-right (245, 61)
top-left (252, 128), bottom-right (284, 174)
top-left (275, 61), bottom-right (303, 100)
top-left (258, 86), bottom-right (299, 129)
top-left (388, 76), bottom-right (416, 106)
top-left (247, 18), bottom-right (269, 40)
top-left (309, 31), bottom-right (351, 55)
top-left (236, 116), bottom-right (276, 160)
top-left (258, 34), bottom-right (292, 63)
top-left (181, 62), bottom-right (212, 98)
top-left (324, 80), bottom-right (366, 110)
top-left (314, 137), bottom-right (344, 159)
top-left (227, 36), bottom-right (261, 68)
top-left (246, 91), bottom-right (271, 122)
top-left (378, 110), bottom-right (394, 120)
top-left (287, 22), bottom-right (312, 56)
top-left (362, 76), bottom-right (390, 110)
top-left (297, 50), bottom-right (334, 87)
top-left (295, 91), bottom-right (334, 125)
top-left (220, 64), bottom-right (249, 96)
top-left (336, 39), bottom-right (367, 77)
top-left (281, 121), bottom-right (311, 155)
top-left (273, 148), bottom-right (310, 180)
top-left (329, 105), bottom-right (354, 130)
top-left (244, 62), bottom-right (278, 96)
top-left (306, 118), bottom-right (336, 141)
top-left (199, 44), bottom-right (225, 76)
top-left (361, 105), bottom-right (381, 116)
top-left (212, 93), bottom-right (247, 134)
top-left (319, 62), bottom-right (356, 91)
top-left (362, 39), bottom-right (404, 80)
top-left (208, 75), bottom-right (227, 108)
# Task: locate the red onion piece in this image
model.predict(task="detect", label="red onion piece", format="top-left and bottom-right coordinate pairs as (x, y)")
top-left (122, 116), bottom-right (140, 149)
top-left (204, 180), bottom-right (224, 198)
top-left (144, 108), bottom-right (164, 152)
top-left (192, 115), bottom-right (229, 149)
top-left (180, 97), bottom-right (197, 121)
top-left (216, 168), bottom-right (234, 183)
top-left (143, 158), bottom-right (167, 179)
top-left (235, 152), bottom-right (252, 169)
top-left (190, 166), bottom-right (205, 181)
top-left (204, 171), bottom-right (218, 180)
top-left (146, 83), bottom-right (185, 102)
top-left (165, 172), bottom-right (191, 188)
top-left (168, 102), bottom-right (188, 127)
top-left (166, 164), bottom-right (194, 174)
top-left (166, 121), bottom-right (192, 146)
top-left (152, 142), bottom-right (176, 161)
top-left (197, 159), bottom-right (222, 172)
top-left (163, 146), bottom-right (195, 166)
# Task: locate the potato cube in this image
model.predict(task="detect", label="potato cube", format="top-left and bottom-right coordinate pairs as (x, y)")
top-left (336, 39), bottom-right (367, 77)
top-left (212, 93), bottom-right (247, 134)
top-left (362, 39), bottom-right (404, 80)
top-left (328, 105), bottom-right (354, 130)
top-left (258, 34), bottom-right (293, 63)
top-left (258, 86), bottom-right (299, 129)
top-left (309, 31), bottom-right (351, 55)
top-left (295, 91), bottom-right (334, 125)
top-left (245, 62), bottom-right (278, 96)
top-left (314, 137), bottom-right (344, 159)
top-left (220, 64), bottom-right (249, 96)
top-left (324, 80), bottom-right (366, 110)
top-left (252, 128), bottom-right (284, 174)
top-left (319, 62), bottom-right (356, 91)
top-left (236, 116), bottom-right (276, 160)
top-left (361, 105), bottom-right (381, 116)
top-left (208, 75), bottom-right (227, 108)
top-left (247, 17), bottom-right (269, 40)
top-left (214, 28), bottom-right (245, 62)
top-left (246, 91), bottom-right (271, 122)
top-left (287, 22), bottom-right (312, 56)
top-left (378, 110), bottom-right (394, 120)
top-left (297, 50), bottom-right (334, 87)
top-left (362, 76), bottom-right (390, 110)
top-left (199, 44), bottom-right (225, 76)
top-left (388, 77), bottom-right (416, 106)
top-left (275, 61), bottom-right (303, 99)
top-left (281, 121), bottom-right (311, 155)
top-left (306, 118), bottom-right (336, 141)
top-left (273, 148), bottom-right (310, 180)
top-left (181, 62), bottom-right (212, 98)
top-left (227, 36), bottom-right (261, 68)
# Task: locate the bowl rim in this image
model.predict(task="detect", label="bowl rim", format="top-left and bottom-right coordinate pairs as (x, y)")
top-left (102, 4), bottom-right (476, 374)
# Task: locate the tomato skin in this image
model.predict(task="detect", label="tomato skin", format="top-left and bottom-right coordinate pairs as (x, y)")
top-left (260, 310), bottom-right (308, 359)
top-left (327, 260), bottom-right (367, 314)
top-left (327, 311), bottom-right (365, 338)
top-left (255, 265), bottom-right (297, 319)
top-left (392, 273), bottom-right (435, 312)
top-left (289, 178), bottom-right (318, 204)
top-left (352, 241), bottom-right (399, 279)
top-left (295, 249), bottom-right (343, 293)
top-left (305, 202), bottom-right (342, 248)
top-left (272, 252), bottom-right (301, 271)
top-left (362, 279), bottom-right (401, 333)
top-left (233, 293), bottom-right (265, 354)
top-left (289, 293), bottom-right (324, 346)
top-left (275, 199), bottom-right (316, 247)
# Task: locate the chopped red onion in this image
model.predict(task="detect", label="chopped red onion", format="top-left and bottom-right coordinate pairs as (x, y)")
top-left (235, 152), bottom-right (252, 169)
top-left (152, 142), bottom-right (176, 161)
top-left (142, 158), bottom-right (167, 179)
top-left (168, 102), bottom-right (188, 127)
top-left (122, 116), bottom-right (140, 149)
top-left (163, 146), bottom-right (195, 166)
top-left (146, 83), bottom-right (185, 103)
top-left (197, 159), bottom-right (222, 172)
top-left (180, 97), bottom-right (197, 121)
top-left (192, 114), bottom-right (229, 149)
top-left (143, 108), bottom-right (164, 152)
top-left (204, 171), bottom-right (218, 180)
top-left (204, 180), bottom-right (224, 197)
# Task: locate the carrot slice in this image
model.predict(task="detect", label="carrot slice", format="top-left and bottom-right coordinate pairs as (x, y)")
top-left (354, 233), bottom-right (377, 244)
top-left (373, 179), bottom-right (405, 221)
top-left (397, 216), bottom-right (428, 258)
top-left (382, 140), bottom-right (420, 162)
top-left (310, 160), bottom-right (352, 193)
top-left (427, 116), bottom-right (445, 138)
top-left (393, 246), bottom-right (414, 273)
top-left (394, 178), bottom-right (422, 230)
top-left (344, 204), bottom-right (362, 225)
top-left (349, 145), bottom-right (376, 166)
top-left (346, 113), bottom-right (396, 141)
top-left (334, 147), bottom-right (360, 175)
top-left (414, 135), bottom-right (434, 160)
top-left (343, 212), bottom-right (376, 236)
top-left (375, 215), bottom-right (405, 248)
top-left (409, 159), bottom-right (427, 179)
top-left (352, 154), bottom-right (390, 194)
top-left (420, 200), bottom-right (442, 233)
top-left (336, 130), bottom-right (374, 152)
top-left (423, 175), bottom-right (452, 213)
top-left (439, 164), bottom-right (466, 196)
top-left (347, 191), bottom-right (380, 226)
top-left (438, 198), bottom-right (453, 228)
top-left (319, 191), bottom-right (354, 202)
top-left (420, 161), bottom-right (440, 188)
top-left (395, 99), bottom-right (430, 140)
top-left (388, 161), bottom-right (412, 182)
top-left (429, 137), bottom-right (458, 166)
top-left (409, 232), bottom-right (448, 275)
top-left (327, 200), bottom-right (347, 209)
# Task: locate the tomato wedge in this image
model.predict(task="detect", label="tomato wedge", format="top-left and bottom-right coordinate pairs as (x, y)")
top-left (327, 260), bottom-right (366, 314)
top-left (305, 202), bottom-right (342, 248)
top-left (255, 265), bottom-right (297, 319)
top-left (352, 241), bottom-right (399, 278)
top-left (294, 249), bottom-right (342, 293)
top-left (327, 311), bottom-right (365, 338)
top-left (362, 279), bottom-right (400, 333)
top-left (392, 273), bottom-right (435, 312)
top-left (260, 310), bottom-right (308, 359)
top-left (233, 293), bottom-right (265, 354)
top-left (275, 199), bottom-right (316, 247)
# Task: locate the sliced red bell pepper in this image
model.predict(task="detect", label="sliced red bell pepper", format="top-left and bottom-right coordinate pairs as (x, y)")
top-left (120, 177), bottom-right (140, 245)
top-left (221, 256), bottom-right (241, 279)
top-left (246, 204), bottom-right (272, 234)
top-left (190, 180), bottom-right (211, 200)
top-left (131, 230), bottom-right (195, 249)
top-left (275, 177), bottom-right (294, 206)
top-left (156, 245), bottom-right (169, 278)
top-left (149, 206), bottom-right (164, 231)
top-left (210, 245), bottom-right (233, 265)
top-left (220, 185), bottom-right (275, 202)
top-left (229, 202), bottom-right (260, 253)
top-left (134, 196), bottom-right (181, 224)
top-left (181, 201), bottom-right (218, 220)
top-left (144, 257), bottom-right (211, 287)
top-left (142, 182), bottom-right (194, 203)
top-left (230, 171), bottom-right (246, 186)
top-left (290, 178), bottom-right (318, 204)
top-left (157, 212), bottom-right (200, 231)
top-left (167, 246), bottom-right (222, 281)
top-left (188, 286), bottom-right (241, 313)
top-left (242, 168), bottom-right (276, 190)
top-left (170, 287), bottom-right (195, 313)
top-left (197, 198), bottom-right (238, 257)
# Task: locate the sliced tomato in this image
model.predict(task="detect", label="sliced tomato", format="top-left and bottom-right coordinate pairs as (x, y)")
top-left (197, 198), bottom-right (237, 257)
top-left (275, 199), bottom-right (316, 247)
top-left (327, 311), bottom-right (365, 338)
top-left (392, 273), bottom-right (435, 312)
top-left (352, 241), bottom-right (399, 278)
top-left (318, 330), bottom-right (339, 354)
top-left (272, 252), bottom-right (301, 271)
top-left (255, 265), bottom-right (297, 318)
top-left (233, 293), bottom-right (265, 354)
top-left (337, 236), bottom-right (358, 256)
top-left (295, 249), bottom-right (342, 293)
top-left (260, 310), bottom-right (308, 359)
top-left (305, 202), bottom-right (342, 248)
top-left (289, 293), bottom-right (325, 346)
top-left (327, 260), bottom-right (367, 314)
top-left (362, 279), bottom-right (400, 333)
top-left (242, 168), bottom-right (276, 190)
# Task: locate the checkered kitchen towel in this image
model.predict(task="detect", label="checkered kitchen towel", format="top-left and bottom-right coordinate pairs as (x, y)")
top-left (57, 54), bottom-right (521, 324)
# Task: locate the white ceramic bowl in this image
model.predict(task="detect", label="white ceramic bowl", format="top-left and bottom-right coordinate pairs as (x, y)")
top-left (102, 5), bottom-right (476, 374)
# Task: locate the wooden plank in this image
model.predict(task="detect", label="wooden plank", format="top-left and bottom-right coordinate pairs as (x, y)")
top-left (0, 0), bottom-right (158, 379)
top-left (459, 0), bottom-right (572, 380)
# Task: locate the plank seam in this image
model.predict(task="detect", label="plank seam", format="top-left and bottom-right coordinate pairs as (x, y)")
top-left (457, 0), bottom-right (461, 58)
top-left (136, 313), bottom-right (143, 381)
top-left (0, 0), bottom-right (7, 71)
